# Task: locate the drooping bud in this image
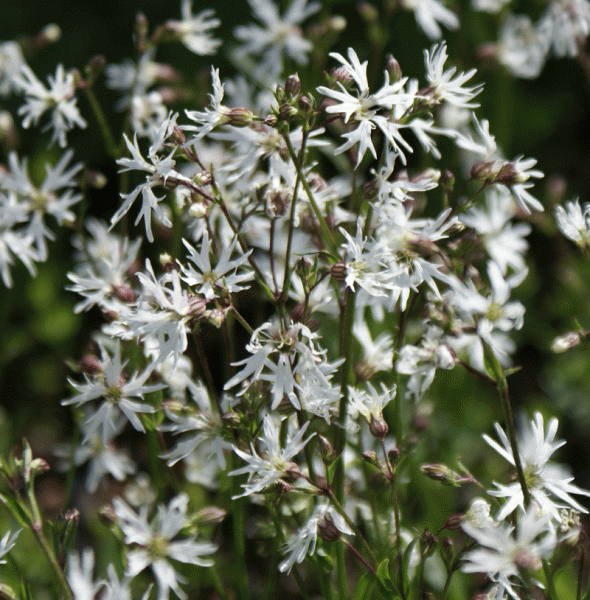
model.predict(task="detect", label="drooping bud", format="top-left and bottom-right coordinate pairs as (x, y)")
top-left (318, 515), bottom-right (341, 542)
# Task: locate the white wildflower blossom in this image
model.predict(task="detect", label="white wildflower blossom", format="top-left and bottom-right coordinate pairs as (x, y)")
top-left (229, 414), bottom-right (314, 498)
top-left (14, 64), bottom-right (87, 147)
top-left (462, 507), bottom-right (557, 600)
top-left (279, 500), bottom-right (353, 573)
top-left (234, 0), bottom-right (320, 81)
top-left (113, 494), bottom-right (217, 600)
top-left (171, 0), bottom-right (221, 55)
top-left (63, 339), bottom-right (164, 444)
top-left (555, 198), bottom-right (590, 248)
top-left (400, 0), bottom-right (459, 39)
top-left (484, 412), bottom-right (590, 521)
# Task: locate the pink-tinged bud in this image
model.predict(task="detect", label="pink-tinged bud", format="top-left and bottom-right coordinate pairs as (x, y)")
top-left (279, 104), bottom-right (298, 121)
top-left (318, 515), bottom-right (341, 542)
top-left (330, 261), bottom-right (348, 282)
top-left (442, 513), bottom-right (463, 531)
top-left (84, 170), bottom-right (107, 189)
top-left (476, 42), bottom-right (498, 62)
top-left (264, 114), bottom-right (277, 127)
top-left (361, 450), bottom-right (380, 467)
top-left (285, 462), bottom-right (303, 481)
top-left (0, 111), bottom-right (19, 151)
top-left (385, 54), bottom-right (402, 82)
top-left (470, 160), bottom-right (496, 181)
top-left (169, 125), bottom-right (186, 146)
top-left (297, 95), bottom-right (313, 112)
top-left (187, 295), bottom-right (208, 318)
top-left (284, 73), bottom-right (301, 97)
top-left (388, 447), bottom-right (400, 466)
top-left (331, 66), bottom-right (354, 85)
top-left (318, 435), bottom-right (334, 459)
top-left (228, 107), bottom-right (254, 127)
top-left (195, 506), bottom-right (227, 525)
top-left (32, 23), bottom-right (62, 50)
top-left (79, 354), bottom-right (103, 374)
top-left (551, 331), bottom-right (581, 353)
top-left (112, 283), bottom-right (135, 304)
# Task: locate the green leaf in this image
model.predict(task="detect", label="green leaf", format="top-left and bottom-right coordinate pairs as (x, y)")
top-left (376, 558), bottom-right (395, 596)
top-left (352, 573), bottom-right (375, 600)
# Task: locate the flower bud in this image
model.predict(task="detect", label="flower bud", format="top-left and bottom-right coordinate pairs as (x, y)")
top-left (112, 283), bottom-right (136, 304)
top-left (297, 95), bottom-right (313, 113)
top-left (194, 506), bottom-right (227, 525)
top-left (79, 354), bottom-right (103, 374)
top-left (551, 331), bottom-right (581, 353)
top-left (385, 54), bottom-right (402, 82)
top-left (318, 515), bottom-right (341, 542)
top-left (188, 201), bottom-right (209, 219)
top-left (330, 261), bottom-right (348, 283)
top-left (228, 107), bottom-right (255, 128)
top-left (369, 415), bottom-right (389, 439)
top-left (84, 170), bottom-right (108, 189)
top-left (284, 73), bottom-right (301, 98)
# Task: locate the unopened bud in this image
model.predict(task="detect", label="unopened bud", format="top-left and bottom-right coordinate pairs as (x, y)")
top-left (85, 55), bottom-right (106, 85)
top-left (32, 23), bottom-right (62, 50)
top-left (361, 450), bottom-right (379, 467)
top-left (188, 201), bottom-right (208, 219)
top-left (330, 261), bottom-right (348, 282)
top-left (264, 114), bottom-right (277, 127)
top-left (285, 462), bottom-right (303, 481)
top-left (440, 169), bottom-right (455, 195)
top-left (297, 95), bottom-right (312, 112)
top-left (331, 66), bottom-right (354, 85)
top-left (385, 54), bottom-right (402, 82)
top-left (279, 104), bottom-right (298, 121)
top-left (135, 13), bottom-right (149, 53)
top-left (169, 125), bottom-right (186, 146)
top-left (227, 107), bottom-right (254, 128)
top-left (188, 295), bottom-right (208, 318)
top-left (317, 435), bottom-right (334, 459)
top-left (441, 537), bottom-right (453, 563)
top-left (79, 354), bottom-right (103, 374)
top-left (112, 283), bottom-right (135, 303)
top-left (194, 506), bottom-right (226, 525)
top-left (551, 331), bottom-right (581, 353)
top-left (284, 73), bottom-right (301, 98)
top-left (318, 515), bottom-right (341, 542)
top-left (358, 1), bottom-right (379, 22)
top-left (369, 415), bottom-right (389, 439)
top-left (421, 528), bottom-right (437, 557)
top-left (223, 412), bottom-right (241, 427)
top-left (387, 447), bottom-right (400, 466)
top-left (421, 463), bottom-right (463, 486)
top-left (470, 160), bottom-right (496, 181)
top-left (85, 170), bottom-right (108, 189)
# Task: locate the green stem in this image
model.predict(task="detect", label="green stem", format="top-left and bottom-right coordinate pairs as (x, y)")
top-left (231, 454), bottom-right (251, 600)
top-left (327, 490), bottom-right (376, 568)
top-left (498, 380), bottom-right (531, 507)
top-left (26, 489), bottom-right (73, 600)
top-left (82, 87), bottom-right (119, 159)
top-left (283, 135), bottom-right (338, 256)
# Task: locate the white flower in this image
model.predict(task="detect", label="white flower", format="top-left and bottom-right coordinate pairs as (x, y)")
top-left (0, 529), bottom-right (19, 564)
top-left (179, 231), bottom-right (253, 300)
top-left (397, 325), bottom-right (455, 401)
top-left (224, 319), bottom-right (342, 410)
top-left (126, 260), bottom-right (205, 366)
top-left (67, 549), bottom-right (103, 600)
top-left (234, 0), bottom-right (320, 81)
top-left (401, 0), bottom-right (459, 39)
top-left (113, 494), bottom-right (217, 600)
top-left (172, 0), bottom-right (221, 55)
top-left (424, 42), bottom-right (482, 108)
top-left (539, 0), bottom-right (590, 58)
top-left (229, 414), bottom-right (314, 498)
top-left (14, 64), bottom-right (87, 147)
top-left (484, 412), bottom-right (590, 520)
top-left (1, 149), bottom-right (83, 261)
top-left (461, 187), bottom-right (531, 276)
top-left (55, 415), bottom-right (136, 493)
top-left (317, 48), bottom-right (413, 166)
top-left (63, 339), bottom-right (164, 444)
top-left (279, 500), bottom-right (353, 573)
top-left (348, 382), bottom-right (396, 425)
top-left (555, 198), bottom-right (590, 247)
top-left (0, 41), bottom-right (26, 97)
top-left (462, 508), bottom-right (557, 600)
top-left (497, 16), bottom-right (549, 79)
top-left (112, 113), bottom-right (188, 242)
